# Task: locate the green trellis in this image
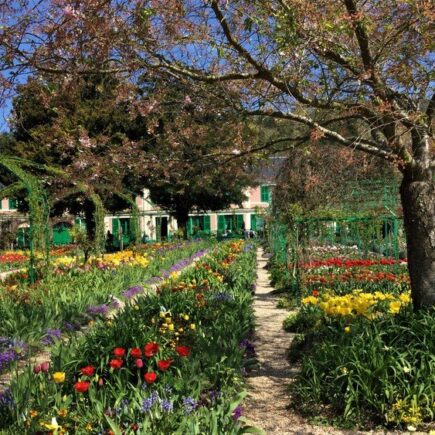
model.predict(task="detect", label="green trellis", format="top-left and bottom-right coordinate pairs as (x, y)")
top-left (0, 157), bottom-right (136, 280)
top-left (267, 179), bottom-right (404, 292)
top-left (0, 156), bottom-right (51, 282)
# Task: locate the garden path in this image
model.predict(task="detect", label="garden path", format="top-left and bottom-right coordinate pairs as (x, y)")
top-left (243, 248), bottom-right (413, 435)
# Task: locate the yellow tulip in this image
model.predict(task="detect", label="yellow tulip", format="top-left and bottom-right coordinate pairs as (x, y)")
top-left (53, 372), bottom-right (66, 383)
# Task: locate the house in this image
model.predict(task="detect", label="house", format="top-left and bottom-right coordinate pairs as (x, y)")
top-left (106, 184), bottom-right (273, 243)
top-left (0, 157), bottom-right (283, 246)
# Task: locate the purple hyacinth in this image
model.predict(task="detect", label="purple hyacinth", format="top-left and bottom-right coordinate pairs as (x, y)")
top-left (122, 285), bottom-right (144, 299)
top-left (86, 304), bottom-right (109, 316)
top-left (161, 399), bottom-right (174, 413)
top-left (63, 321), bottom-right (80, 332)
top-left (232, 405), bottom-right (243, 420)
top-left (182, 396), bottom-right (198, 415)
top-left (41, 329), bottom-right (62, 346)
top-left (213, 292), bottom-right (233, 302)
top-left (141, 391), bottom-right (159, 413)
top-left (0, 350), bottom-right (16, 374)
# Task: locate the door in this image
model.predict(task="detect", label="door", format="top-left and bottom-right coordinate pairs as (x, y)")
top-left (53, 222), bottom-right (72, 246)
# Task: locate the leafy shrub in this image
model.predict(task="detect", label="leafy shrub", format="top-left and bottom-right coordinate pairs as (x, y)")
top-left (291, 309), bottom-right (435, 430)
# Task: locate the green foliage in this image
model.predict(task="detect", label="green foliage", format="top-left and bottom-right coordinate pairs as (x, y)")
top-left (282, 310), bottom-right (321, 333)
top-left (291, 310), bottom-right (435, 429)
top-left (0, 241), bottom-right (211, 345)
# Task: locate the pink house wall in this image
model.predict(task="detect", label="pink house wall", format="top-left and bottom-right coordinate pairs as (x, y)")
top-left (210, 214), bottom-right (217, 231)
top-left (250, 187), bottom-right (261, 203)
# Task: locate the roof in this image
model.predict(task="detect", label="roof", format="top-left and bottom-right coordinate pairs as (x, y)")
top-left (255, 156), bottom-right (286, 183)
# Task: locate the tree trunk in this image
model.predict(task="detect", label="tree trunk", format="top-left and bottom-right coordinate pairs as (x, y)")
top-left (400, 174), bottom-right (435, 309)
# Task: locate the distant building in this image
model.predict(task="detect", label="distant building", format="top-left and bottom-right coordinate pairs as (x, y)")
top-left (0, 158), bottom-right (284, 246)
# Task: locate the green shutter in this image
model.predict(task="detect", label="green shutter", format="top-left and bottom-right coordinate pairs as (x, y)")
top-left (9, 199), bottom-right (17, 210)
top-left (236, 214), bottom-right (244, 230)
top-left (261, 186), bottom-right (270, 202)
top-left (112, 218), bottom-right (120, 237)
top-left (187, 217), bottom-right (193, 236)
top-left (218, 215), bottom-right (226, 231)
top-left (251, 214), bottom-right (257, 231)
top-left (204, 215), bottom-right (211, 232)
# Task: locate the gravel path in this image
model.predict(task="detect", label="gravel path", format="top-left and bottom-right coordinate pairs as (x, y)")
top-left (243, 248), bottom-right (419, 435)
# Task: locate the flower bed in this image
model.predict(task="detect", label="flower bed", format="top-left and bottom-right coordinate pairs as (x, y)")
top-left (0, 252), bottom-right (28, 273)
top-left (0, 240), bottom-right (212, 364)
top-left (280, 245), bottom-right (435, 431)
top-left (0, 241), bottom-right (257, 434)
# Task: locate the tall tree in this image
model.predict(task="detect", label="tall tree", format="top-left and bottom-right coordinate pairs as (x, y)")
top-left (9, 73), bottom-right (149, 246)
top-left (143, 0), bottom-right (434, 308)
top-left (139, 78), bottom-right (256, 236)
top-left (1, 1), bottom-right (434, 307)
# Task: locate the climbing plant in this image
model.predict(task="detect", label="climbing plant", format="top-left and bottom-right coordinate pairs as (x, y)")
top-left (114, 191), bottom-right (141, 246)
top-left (0, 156), bottom-right (51, 282)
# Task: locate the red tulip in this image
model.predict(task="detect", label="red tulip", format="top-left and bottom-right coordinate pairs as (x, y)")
top-left (144, 372), bottom-right (157, 384)
top-left (157, 359), bottom-right (173, 371)
top-left (176, 346), bottom-right (190, 357)
top-left (113, 347), bottom-right (126, 358)
top-left (80, 365), bottom-right (95, 377)
top-left (109, 359), bottom-right (123, 369)
top-left (130, 347), bottom-right (142, 359)
top-left (40, 361), bottom-right (50, 372)
top-left (144, 342), bottom-right (159, 358)
top-left (74, 381), bottom-right (90, 393)
top-left (33, 365), bottom-right (41, 374)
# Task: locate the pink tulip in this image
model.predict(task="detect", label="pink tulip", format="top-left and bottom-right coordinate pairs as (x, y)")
top-left (40, 361), bottom-right (50, 372)
top-left (134, 358), bottom-right (144, 368)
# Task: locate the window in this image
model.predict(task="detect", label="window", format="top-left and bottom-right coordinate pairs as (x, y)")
top-left (8, 199), bottom-right (17, 210)
top-left (217, 215), bottom-right (244, 232)
top-left (188, 216), bottom-right (211, 236)
top-left (261, 185), bottom-right (271, 203)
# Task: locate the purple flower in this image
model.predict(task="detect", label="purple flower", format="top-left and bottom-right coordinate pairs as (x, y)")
top-left (161, 399), bottom-right (173, 413)
top-left (63, 321), bottom-right (80, 332)
top-left (232, 405), bottom-right (243, 420)
top-left (213, 292), bottom-right (233, 302)
top-left (86, 304), bottom-right (109, 316)
top-left (0, 350), bottom-right (16, 374)
top-left (183, 396), bottom-right (197, 415)
top-left (141, 391), bottom-right (159, 413)
top-left (122, 285), bottom-right (144, 299)
top-left (41, 329), bottom-right (62, 346)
